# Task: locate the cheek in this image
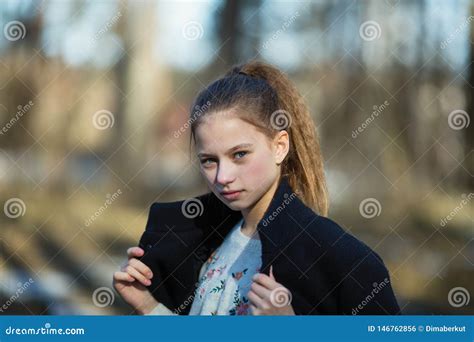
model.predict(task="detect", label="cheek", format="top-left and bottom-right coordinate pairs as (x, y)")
top-left (243, 154), bottom-right (276, 182)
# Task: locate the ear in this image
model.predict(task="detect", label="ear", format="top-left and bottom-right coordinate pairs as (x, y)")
top-left (273, 130), bottom-right (290, 165)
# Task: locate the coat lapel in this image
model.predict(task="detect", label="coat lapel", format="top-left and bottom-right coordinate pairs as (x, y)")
top-left (195, 176), bottom-right (300, 275)
top-left (140, 175), bottom-right (305, 313)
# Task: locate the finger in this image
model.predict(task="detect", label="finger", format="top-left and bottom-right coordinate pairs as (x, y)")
top-left (129, 258), bottom-right (153, 279)
top-left (127, 247), bottom-right (144, 258)
top-left (124, 265), bottom-right (151, 286)
top-left (252, 273), bottom-right (278, 289)
top-left (247, 289), bottom-right (265, 309)
top-left (269, 265), bottom-right (275, 281)
top-left (113, 271), bottom-right (135, 283)
top-left (250, 281), bottom-right (271, 300)
top-left (250, 304), bottom-right (260, 315)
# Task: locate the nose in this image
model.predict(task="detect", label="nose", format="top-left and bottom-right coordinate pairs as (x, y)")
top-left (215, 161), bottom-right (235, 187)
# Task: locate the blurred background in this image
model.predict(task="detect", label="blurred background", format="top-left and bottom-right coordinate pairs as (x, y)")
top-left (0, 0), bottom-right (472, 315)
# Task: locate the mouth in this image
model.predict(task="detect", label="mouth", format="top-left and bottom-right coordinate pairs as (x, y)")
top-left (219, 190), bottom-right (242, 201)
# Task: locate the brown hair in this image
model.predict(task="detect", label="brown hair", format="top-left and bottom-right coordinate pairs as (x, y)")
top-left (189, 60), bottom-right (329, 216)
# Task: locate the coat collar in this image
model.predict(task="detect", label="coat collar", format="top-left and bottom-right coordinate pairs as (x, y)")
top-left (197, 176), bottom-right (306, 274)
top-left (145, 175), bottom-right (311, 276)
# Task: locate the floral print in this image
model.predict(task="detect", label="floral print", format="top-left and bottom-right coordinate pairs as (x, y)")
top-left (188, 218), bottom-right (262, 315)
top-left (232, 268), bottom-right (248, 281)
top-left (210, 279), bottom-right (226, 293)
top-left (229, 286), bottom-right (251, 315)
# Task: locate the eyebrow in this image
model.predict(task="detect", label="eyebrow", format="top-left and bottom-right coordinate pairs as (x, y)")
top-left (197, 143), bottom-right (253, 158)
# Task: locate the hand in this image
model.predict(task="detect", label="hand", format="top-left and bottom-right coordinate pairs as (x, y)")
top-left (248, 265), bottom-right (295, 315)
top-left (113, 246), bottom-right (159, 314)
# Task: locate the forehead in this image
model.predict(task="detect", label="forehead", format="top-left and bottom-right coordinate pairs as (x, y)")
top-left (194, 113), bottom-right (265, 151)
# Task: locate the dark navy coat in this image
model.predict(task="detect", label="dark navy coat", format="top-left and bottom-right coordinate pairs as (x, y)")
top-left (138, 176), bottom-right (401, 315)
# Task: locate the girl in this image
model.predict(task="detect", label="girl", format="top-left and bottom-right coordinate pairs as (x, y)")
top-left (113, 61), bottom-right (400, 315)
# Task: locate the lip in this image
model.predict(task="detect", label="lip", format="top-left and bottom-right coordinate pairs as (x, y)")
top-left (220, 190), bottom-right (242, 200)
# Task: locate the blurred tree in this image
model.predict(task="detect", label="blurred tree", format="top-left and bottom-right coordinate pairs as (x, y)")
top-left (215, 0), bottom-right (262, 69)
top-left (466, 2), bottom-right (474, 190)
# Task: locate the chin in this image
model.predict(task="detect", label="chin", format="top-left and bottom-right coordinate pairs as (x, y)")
top-left (224, 202), bottom-right (246, 211)
top-left (216, 197), bottom-right (242, 210)
top-left (217, 195), bottom-right (251, 212)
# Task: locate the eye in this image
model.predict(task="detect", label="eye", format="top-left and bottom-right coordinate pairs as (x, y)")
top-left (200, 158), bottom-right (216, 166)
top-left (234, 151), bottom-right (247, 159)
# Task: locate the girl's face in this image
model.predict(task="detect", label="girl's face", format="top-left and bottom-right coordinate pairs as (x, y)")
top-left (194, 111), bottom-right (289, 211)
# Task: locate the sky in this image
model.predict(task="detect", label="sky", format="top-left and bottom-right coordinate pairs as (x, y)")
top-left (0, 0), bottom-right (471, 72)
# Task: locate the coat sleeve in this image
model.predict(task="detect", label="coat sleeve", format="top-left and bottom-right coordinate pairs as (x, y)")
top-left (337, 250), bottom-right (401, 315)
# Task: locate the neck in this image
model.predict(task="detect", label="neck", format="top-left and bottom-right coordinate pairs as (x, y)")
top-left (240, 177), bottom-right (280, 236)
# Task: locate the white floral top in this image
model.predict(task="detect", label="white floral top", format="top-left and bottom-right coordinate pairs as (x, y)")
top-left (147, 218), bottom-right (262, 315)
